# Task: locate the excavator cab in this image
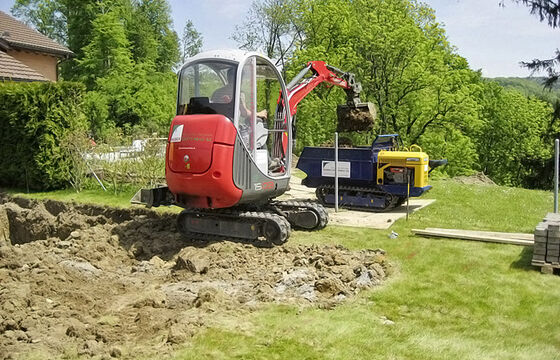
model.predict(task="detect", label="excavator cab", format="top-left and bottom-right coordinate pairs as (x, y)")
top-left (166, 50), bottom-right (293, 209)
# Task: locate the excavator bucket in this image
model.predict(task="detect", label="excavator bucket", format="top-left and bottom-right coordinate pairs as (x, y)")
top-left (336, 102), bottom-right (376, 132)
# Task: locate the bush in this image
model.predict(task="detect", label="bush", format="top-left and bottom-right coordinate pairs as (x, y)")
top-left (60, 130), bottom-right (95, 192)
top-left (87, 138), bottom-right (166, 194)
top-left (0, 81), bottom-right (87, 190)
top-left (84, 65), bottom-right (177, 141)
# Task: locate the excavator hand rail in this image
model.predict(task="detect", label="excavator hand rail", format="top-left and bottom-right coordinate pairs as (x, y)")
top-left (409, 144), bottom-right (423, 153)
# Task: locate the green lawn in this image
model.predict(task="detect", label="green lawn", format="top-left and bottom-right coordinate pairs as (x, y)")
top-left (3, 187), bottom-right (138, 208)
top-left (173, 180), bottom-right (560, 360)
top-left (5, 180), bottom-right (560, 359)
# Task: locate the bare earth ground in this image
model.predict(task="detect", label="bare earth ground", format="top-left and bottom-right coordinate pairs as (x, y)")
top-left (281, 176), bottom-right (436, 229)
top-left (452, 172), bottom-right (496, 186)
top-left (0, 194), bottom-right (390, 359)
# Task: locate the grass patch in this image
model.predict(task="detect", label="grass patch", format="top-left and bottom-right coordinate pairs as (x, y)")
top-left (2, 187), bottom-right (138, 208)
top-left (173, 180), bottom-right (560, 360)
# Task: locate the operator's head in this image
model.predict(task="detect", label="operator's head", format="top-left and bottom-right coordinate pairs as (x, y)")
top-left (226, 68), bottom-right (236, 84)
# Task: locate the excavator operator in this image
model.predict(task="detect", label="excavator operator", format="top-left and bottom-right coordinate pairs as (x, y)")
top-left (211, 68), bottom-right (268, 120)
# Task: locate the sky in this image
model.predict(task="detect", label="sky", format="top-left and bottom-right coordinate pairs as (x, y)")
top-left (0, 0), bottom-right (557, 77)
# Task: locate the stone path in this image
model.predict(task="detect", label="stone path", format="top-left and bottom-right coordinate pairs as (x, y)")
top-left (280, 176), bottom-right (435, 230)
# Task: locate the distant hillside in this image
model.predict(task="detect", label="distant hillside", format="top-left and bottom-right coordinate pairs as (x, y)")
top-left (488, 77), bottom-right (560, 103)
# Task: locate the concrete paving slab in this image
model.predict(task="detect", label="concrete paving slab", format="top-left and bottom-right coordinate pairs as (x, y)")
top-left (327, 200), bottom-right (435, 230)
top-left (280, 176), bottom-right (435, 230)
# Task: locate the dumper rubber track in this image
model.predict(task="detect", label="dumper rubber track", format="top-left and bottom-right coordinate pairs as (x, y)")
top-left (315, 184), bottom-right (402, 212)
top-left (177, 208), bottom-right (291, 245)
top-left (272, 200), bottom-right (328, 231)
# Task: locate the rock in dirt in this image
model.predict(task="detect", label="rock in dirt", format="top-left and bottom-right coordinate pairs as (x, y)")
top-left (5, 329), bottom-right (29, 342)
top-left (193, 287), bottom-right (225, 308)
top-left (78, 339), bottom-right (104, 357)
top-left (56, 240), bottom-right (72, 249)
top-left (109, 346), bottom-right (122, 358)
top-left (315, 276), bottom-right (346, 295)
top-left (355, 271), bottom-right (373, 288)
top-left (175, 248), bottom-right (210, 274)
top-left (66, 323), bottom-right (88, 339)
top-left (380, 316), bottom-right (395, 326)
top-left (166, 323), bottom-right (193, 344)
top-left (2, 319), bottom-right (19, 331)
top-left (59, 259), bottom-right (101, 277)
top-left (132, 290), bottom-right (167, 308)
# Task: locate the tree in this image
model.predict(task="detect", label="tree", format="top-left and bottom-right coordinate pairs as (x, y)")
top-left (12, 0), bottom-right (180, 77)
top-left (232, 0), bottom-right (301, 71)
top-left (12, 0), bottom-right (99, 79)
top-left (135, 0), bottom-right (179, 72)
top-left (13, 0), bottom-right (180, 138)
top-left (477, 81), bottom-right (552, 186)
top-left (78, 9), bottom-right (177, 137)
top-left (502, 0), bottom-right (560, 87)
top-left (289, 0), bottom-right (482, 172)
top-left (506, 1), bottom-right (560, 28)
top-left (119, 0), bottom-right (159, 65)
top-left (11, 0), bottom-right (67, 45)
top-left (78, 9), bottom-right (133, 89)
top-left (180, 20), bottom-right (203, 63)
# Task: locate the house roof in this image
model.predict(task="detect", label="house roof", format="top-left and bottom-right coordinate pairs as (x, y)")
top-left (0, 51), bottom-right (48, 81)
top-left (0, 11), bottom-right (73, 58)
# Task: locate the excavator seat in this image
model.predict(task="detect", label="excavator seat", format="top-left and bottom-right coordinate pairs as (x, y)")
top-left (428, 159), bottom-right (448, 173)
top-left (186, 97), bottom-right (234, 120)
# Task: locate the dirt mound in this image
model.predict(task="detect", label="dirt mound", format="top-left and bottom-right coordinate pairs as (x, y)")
top-left (0, 194), bottom-right (390, 359)
top-left (336, 103), bottom-right (376, 133)
top-left (452, 172), bottom-right (496, 186)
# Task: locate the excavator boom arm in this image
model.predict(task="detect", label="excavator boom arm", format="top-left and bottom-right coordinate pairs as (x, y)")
top-left (286, 61), bottom-right (363, 117)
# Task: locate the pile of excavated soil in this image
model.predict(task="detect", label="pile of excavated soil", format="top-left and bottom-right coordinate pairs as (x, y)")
top-left (0, 194), bottom-right (390, 359)
top-left (452, 172), bottom-right (496, 186)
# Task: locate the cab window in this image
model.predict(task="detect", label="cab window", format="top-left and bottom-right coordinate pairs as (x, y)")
top-left (238, 56), bottom-right (289, 177)
top-left (177, 61), bottom-right (237, 120)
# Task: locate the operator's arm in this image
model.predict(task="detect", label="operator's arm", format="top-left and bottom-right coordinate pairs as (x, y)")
top-left (239, 92), bottom-right (268, 119)
top-left (211, 84), bottom-right (234, 103)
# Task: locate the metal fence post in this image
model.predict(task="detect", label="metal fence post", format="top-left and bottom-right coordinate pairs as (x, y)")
top-left (555, 139), bottom-right (559, 213)
top-left (335, 132), bottom-right (339, 212)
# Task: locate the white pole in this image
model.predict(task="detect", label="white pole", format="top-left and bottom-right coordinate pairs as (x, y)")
top-left (406, 171), bottom-right (410, 221)
top-left (335, 132), bottom-right (339, 212)
top-left (555, 139), bottom-right (559, 213)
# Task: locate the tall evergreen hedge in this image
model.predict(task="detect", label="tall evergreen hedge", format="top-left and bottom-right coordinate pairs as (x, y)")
top-left (0, 81), bottom-right (87, 190)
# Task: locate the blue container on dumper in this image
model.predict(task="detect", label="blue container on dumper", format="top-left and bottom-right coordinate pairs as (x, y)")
top-left (295, 134), bottom-right (442, 211)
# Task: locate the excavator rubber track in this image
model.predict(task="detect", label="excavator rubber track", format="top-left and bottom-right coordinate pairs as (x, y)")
top-left (272, 200), bottom-right (329, 231)
top-left (177, 208), bottom-right (291, 245)
top-left (315, 184), bottom-right (404, 212)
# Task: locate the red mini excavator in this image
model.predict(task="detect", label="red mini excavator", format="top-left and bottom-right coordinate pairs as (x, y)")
top-left (132, 50), bottom-right (375, 244)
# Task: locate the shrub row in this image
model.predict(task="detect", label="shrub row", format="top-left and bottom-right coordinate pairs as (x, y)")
top-left (0, 81), bottom-right (87, 190)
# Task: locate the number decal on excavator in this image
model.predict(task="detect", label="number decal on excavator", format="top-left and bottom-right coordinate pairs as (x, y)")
top-left (254, 181), bottom-right (274, 191)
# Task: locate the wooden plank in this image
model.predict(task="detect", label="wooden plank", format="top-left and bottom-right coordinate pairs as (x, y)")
top-left (532, 261), bottom-right (560, 268)
top-left (424, 228), bottom-right (534, 241)
top-left (412, 228), bottom-right (534, 246)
